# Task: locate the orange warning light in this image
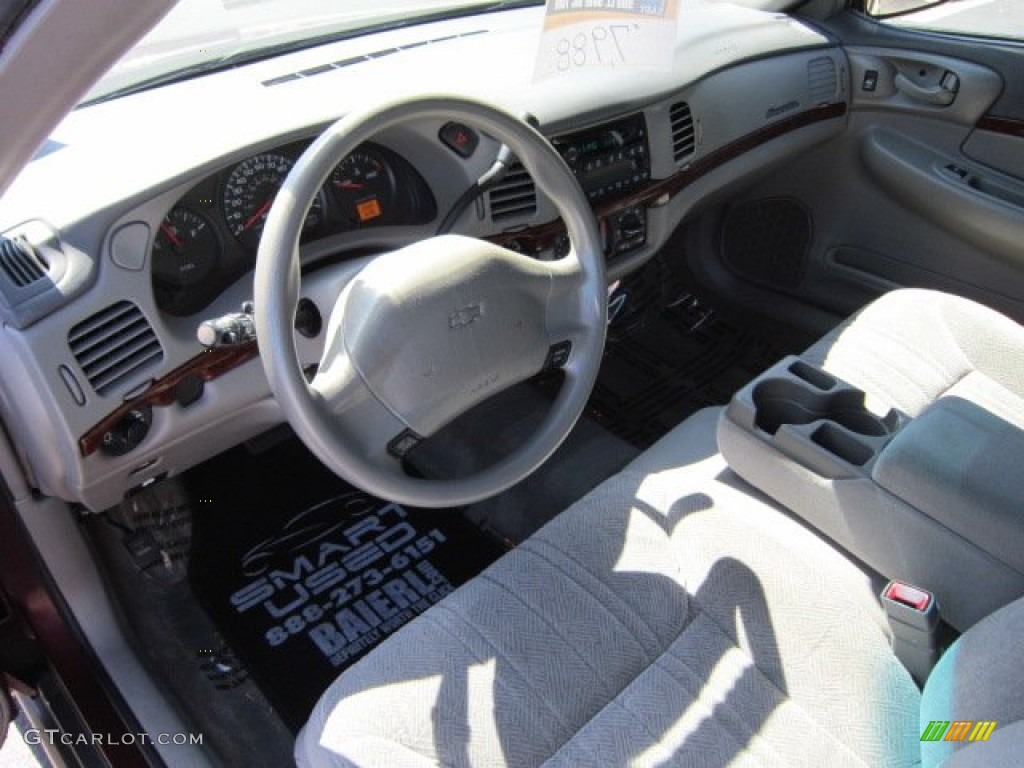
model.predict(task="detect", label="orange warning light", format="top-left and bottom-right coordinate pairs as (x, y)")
top-left (357, 198), bottom-right (382, 222)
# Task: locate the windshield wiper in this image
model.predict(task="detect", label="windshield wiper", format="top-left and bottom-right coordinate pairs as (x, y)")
top-left (82, 0), bottom-right (544, 107)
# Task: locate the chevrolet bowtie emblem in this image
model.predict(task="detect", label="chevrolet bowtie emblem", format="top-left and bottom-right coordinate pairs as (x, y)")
top-left (448, 302), bottom-right (484, 329)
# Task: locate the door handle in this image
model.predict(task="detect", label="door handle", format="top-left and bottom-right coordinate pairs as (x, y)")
top-left (894, 70), bottom-right (960, 106)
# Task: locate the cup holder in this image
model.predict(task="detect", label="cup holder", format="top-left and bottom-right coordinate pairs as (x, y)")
top-left (752, 378), bottom-right (893, 437)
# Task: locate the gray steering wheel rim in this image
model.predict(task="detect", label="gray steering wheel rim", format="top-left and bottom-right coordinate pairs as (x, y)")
top-left (254, 95), bottom-right (606, 508)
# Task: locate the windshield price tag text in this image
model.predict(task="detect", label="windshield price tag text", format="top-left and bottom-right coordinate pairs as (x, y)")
top-left (534, 0), bottom-right (678, 80)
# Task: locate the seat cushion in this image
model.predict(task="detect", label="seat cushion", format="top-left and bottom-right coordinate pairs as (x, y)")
top-left (296, 409), bottom-right (920, 767)
top-left (802, 288), bottom-right (1024, 424)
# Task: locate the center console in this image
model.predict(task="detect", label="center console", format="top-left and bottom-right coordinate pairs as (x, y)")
top-left (719, 355), bottom-right (1024, 631)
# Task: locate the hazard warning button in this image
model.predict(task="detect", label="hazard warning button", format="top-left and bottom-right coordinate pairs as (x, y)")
top-left (439, 122), bottom-right (479, 159)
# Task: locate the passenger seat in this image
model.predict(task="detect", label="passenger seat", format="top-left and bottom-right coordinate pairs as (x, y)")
top-left (803, 288), bottom-right (1024, 429)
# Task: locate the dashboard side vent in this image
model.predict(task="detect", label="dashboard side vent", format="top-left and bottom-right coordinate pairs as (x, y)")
top-left (670, 101), bottom-right (695, 163)
top-left (68, 301), bottom-right (163, 396)
top-left (808, 57), bottom-right (838, 105)
top-left (262, 30), bottom-right (488, 87)
top-left (0, 236), bottom-right (48, 288)
top-left (489, 162), bottom-right (536, 221)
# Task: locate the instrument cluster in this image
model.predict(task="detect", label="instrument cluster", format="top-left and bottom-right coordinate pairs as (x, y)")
top-left (151, 139), bottom-right (436, 316)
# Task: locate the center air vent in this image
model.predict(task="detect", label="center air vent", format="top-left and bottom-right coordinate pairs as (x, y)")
top-left (808, 57), bottom-right (838, 105)
top-left (489, 162), bottom-right (536, 222)
top-left (669, 101), bottom-right (695, 163)
top-left (0, 236), bottom-right (48, 288)
top-left (68, 300), bottom-right (163, 396)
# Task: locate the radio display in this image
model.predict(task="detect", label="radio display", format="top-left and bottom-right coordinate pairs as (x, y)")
top-left (582, 159), bottom-right (636, 190)
top-left (552, 113), bottom-right (649, 202)
top-left (577, 135), bottom-right (619, 154)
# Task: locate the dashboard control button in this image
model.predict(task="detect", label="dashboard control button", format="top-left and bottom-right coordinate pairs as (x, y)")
top-left (618, 211), bottom-right (644, 240)
top-left (544, 340), bottom-right (572, 370)
top-left (388, 429), bottom-right (422, 459)
top-left (439, 122), bottom-right (479, 158)
top-left (175, 374), bottom-right (204, 407)
top-left (100, 405), bottom-right (152, 457)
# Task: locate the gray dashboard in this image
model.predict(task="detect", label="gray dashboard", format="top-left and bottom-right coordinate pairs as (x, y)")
top-left (0, 3), bottom-right (848, 511)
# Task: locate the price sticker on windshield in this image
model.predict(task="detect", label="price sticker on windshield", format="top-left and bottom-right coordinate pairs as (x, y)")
top-left (534, 0), bottom-right (678, 81)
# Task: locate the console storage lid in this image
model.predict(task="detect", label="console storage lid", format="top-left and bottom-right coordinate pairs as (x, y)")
top-left (873, 396), bottom-right (1024, 575)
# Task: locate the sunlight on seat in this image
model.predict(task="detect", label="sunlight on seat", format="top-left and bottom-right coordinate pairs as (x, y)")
top-left (464, 657), bottom-right (500, 746)
top-left (629, 644), bottom-right (759, 767)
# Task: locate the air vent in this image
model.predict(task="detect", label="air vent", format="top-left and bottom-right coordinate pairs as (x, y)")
top-left (808, 57), bottom-right (838, 105)
top-left (489, 162), bottom-right (536, 222)
top-left (0, 236), bottom-right (47, 288)
top-left (669, 101), bottom-right (695, 163)
top-left (68, 301), bottom-right (163, 396)
top-left (262, 30), bottom-right (488, 87)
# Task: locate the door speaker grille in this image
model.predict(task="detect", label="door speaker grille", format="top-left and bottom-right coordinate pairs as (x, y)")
top-left (722, 198), bottom-right (811, 289)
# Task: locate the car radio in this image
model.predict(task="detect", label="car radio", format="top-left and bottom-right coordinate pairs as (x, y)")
top-left (551, 113), bottom-right (650, 203)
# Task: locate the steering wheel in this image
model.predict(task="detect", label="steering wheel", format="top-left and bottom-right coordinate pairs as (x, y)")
top-left (254, 96), bottom-right (606, 508)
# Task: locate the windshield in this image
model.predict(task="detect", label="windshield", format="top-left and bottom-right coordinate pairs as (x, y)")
top-left (84, 0), bottom-right (538, 105)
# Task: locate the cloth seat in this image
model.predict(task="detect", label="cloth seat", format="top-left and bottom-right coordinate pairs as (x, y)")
top-left (296, 408), bottom-right (924, 767)
top-left (802, 288), bottom-right (1024, 430)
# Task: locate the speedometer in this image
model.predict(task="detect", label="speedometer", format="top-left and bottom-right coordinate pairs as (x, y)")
top-left (222, 153), bottom-right (324, 248)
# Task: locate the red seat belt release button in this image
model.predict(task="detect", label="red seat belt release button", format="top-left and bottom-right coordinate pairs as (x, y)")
top-left (884, 581), bottom-right (931, 611)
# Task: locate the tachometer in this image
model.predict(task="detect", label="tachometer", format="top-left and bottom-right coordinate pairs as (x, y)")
top-left (222, 153), bottom-right (324, 248)
top-left (330, 149), bottom-right (396, 229)
top-left (151, 206), bottom-right (219, 288)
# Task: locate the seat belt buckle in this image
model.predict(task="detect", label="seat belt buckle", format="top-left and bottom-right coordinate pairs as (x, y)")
top-left (881, 581), bottom-right (940, 686)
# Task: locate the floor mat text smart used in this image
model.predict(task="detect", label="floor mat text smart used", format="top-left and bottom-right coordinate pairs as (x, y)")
top-left (187, 438), bottom-right (504, 730)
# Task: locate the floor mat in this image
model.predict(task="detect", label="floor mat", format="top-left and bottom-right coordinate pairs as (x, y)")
top-left (590, 260), bottom-right (786, 449)
top-left (186, 436), bottom-right (505, 731)
top-left (85, 480), bottom-right (294, 768)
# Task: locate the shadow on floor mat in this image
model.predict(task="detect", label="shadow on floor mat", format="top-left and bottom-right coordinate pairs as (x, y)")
top-left (186, 437), bottom-right (505, 731)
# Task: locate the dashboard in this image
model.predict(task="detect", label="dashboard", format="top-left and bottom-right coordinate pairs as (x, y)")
top-left (152, 140), bottom-right (435, 315)
top-left (0, 3), bottom-right (849, 511)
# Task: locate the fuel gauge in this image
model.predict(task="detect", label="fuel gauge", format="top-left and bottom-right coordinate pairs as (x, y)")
top-left (151, 206), bottom-right (219, 289)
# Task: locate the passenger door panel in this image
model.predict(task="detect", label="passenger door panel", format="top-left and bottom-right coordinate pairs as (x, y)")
top-left (691, 10), bottom-right (1024, 326)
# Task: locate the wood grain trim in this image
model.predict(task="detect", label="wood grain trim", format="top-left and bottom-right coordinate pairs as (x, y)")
top-left (976, 115), bottom-right (1024, 139)
top-left (79, 342), bottom-right (258, 457)
top-left (490, 101), bottom-right (848, 254)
